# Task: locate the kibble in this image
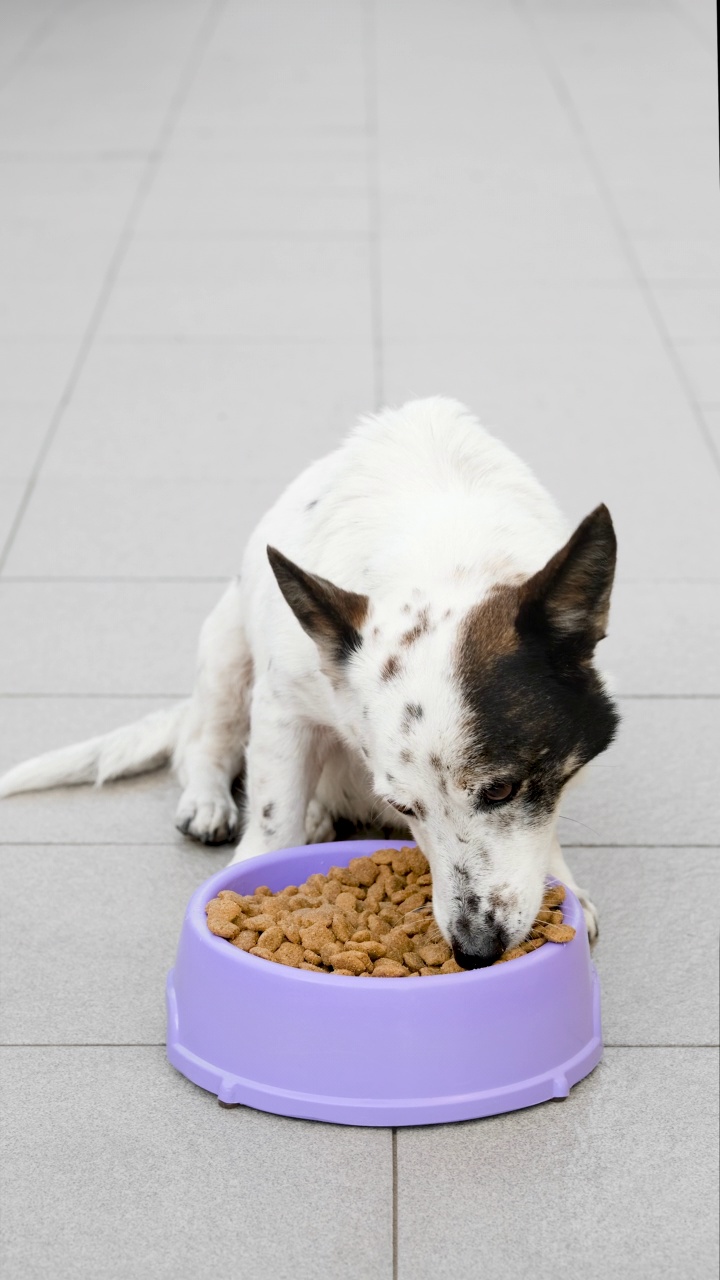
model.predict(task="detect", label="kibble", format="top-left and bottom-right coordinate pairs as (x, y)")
top-left (205, 850), bottom-right (576, 977)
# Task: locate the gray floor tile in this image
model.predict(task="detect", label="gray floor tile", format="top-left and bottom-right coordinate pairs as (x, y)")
top-left (675, 342), bottom-right (720, 406)
top-left (0, 1), bottom-right (208, 155)
top-left (383, 338), bottom-right (720, 579)
top-left (0, 581), bottom-right (222, 694)
top-left (136, 156), bottom-right (369, 236)
top-left (1, 403), bottom-right (52, 482)
top-left (0, 231), bottom-right (119, 338)
top-left (568, 847), bottom-right (719, 1046)
top-left (396, 1048), bottom-right (719, 1280)
top-left (0, 157), bottom-right (142, 232)
top-left (382, 279), bottom-right (653, 345)
top-left (650, 285), bottom-right (720, 342)
top-left (0, 1046), bottom-right (392, 1280)
top-left (0, 697), bottom-right (185, 844)
top-left (559, 697), bottom-right (720, 847)
top-left (0, 844), bottom-right (227, 1044)
top-left (601, 582), bottom-right (720, 697)
top-left (98, 235), bottom-right (373, 341)
top-left (0, 340), bottom-right (75, 406)
top-left (0, 0), bottom-right (64, 81)
top-left (0, 481), bottom-right (25, 553)
top-left (3, 475), bottom-right (276, 578)
top-left (37, 340), bottom-right (375, 482)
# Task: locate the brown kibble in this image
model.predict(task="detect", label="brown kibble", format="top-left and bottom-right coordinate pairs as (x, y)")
top-left (242, 912), bottom-right (275, 931)
top-left (273, 942), bottom-right (304, 967)
top-left (319, 940), bottom-right (345, 966)
top-left (405, 847), bottom-right (430, 876)
top-left (390, 847), bottom-right (414, 876)
top-left (521, 937), bottom-right (545, 953)
top-left (540, 922), bottom-right (576, 943)
top-left (399, 892), bottom-right (428, 914)
top-left (206, 857), bottom-right (577, 977)
top-left (417, 941), bottom-right (452, 966)
top-left (208, 918), bottom-right (240, 940)
top-left (231, 929), bottom-right (260, 951)
top-left (300, 923), bottom-right (334, 952)
top-left (351, 940), bottom-right (387, 960)
top-left (206, 897), bottom-right (241, 922)
top-left (348, 856), bottom-right (379, 886)
top-left (370, 848), bottom-right (395, 865)
top-left (381, 927), bottom-right (410, 963)
top-left (542, 884), bottom-right (566, 908)
top-left (249, 946), bottom-right (277, 962)
top-left (258, 926), bottom-right (284, 953)
top-left (279, 915), bottom-right (301, 944)
top-left (331, 951), bottom-right (371, 975)
top-left (371, 959), bottom-right (409, 977)
top-left (332, 911), bottom-right (352, 942)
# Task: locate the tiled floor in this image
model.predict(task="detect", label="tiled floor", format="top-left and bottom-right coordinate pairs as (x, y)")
top-left (0, 1), bottom-right (718, 1276)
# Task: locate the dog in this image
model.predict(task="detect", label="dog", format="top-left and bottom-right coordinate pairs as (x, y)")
top-left (0, 398), bottom-right (619, 967)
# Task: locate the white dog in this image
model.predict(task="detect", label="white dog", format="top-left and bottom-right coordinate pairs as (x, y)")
top-left (0, 398), bottom-right (618, 967)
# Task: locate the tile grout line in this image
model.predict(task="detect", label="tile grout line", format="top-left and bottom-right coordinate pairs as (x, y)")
top-left (2, 842), bottom-right (719, 850)
top-left (516, 0), bottom-right (720, 481)
top-left (1, 1042), bottom-right (717, 1050)
top-left (665, 0), bottom-right (717, 49)
top-left (2, 692), bottom-right (718, 701)
top-left (0, 0), bottom-right (229, 576)
top-left (363, 0), bottom-right (384, 412)
top-left (0, 0), bottom-right (80, 97)
top-left (391, 1127), bottom-right (398, 1280)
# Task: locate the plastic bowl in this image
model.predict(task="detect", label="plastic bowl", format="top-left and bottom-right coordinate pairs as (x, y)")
top-left (166, 840), bottom-right (602, 1126)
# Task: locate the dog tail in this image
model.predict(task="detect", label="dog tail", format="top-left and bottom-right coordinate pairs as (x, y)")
top-left (0, 701), bottom-right (189, 798)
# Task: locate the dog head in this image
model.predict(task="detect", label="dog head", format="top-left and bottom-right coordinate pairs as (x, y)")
top-left (267, 504), bottom-right (619, 967)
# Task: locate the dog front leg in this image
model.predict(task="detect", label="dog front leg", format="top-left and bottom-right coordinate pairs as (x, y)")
top-left (229, 681), bottom-right (327, 865)
top-left (548, 836), bottom-right (599, 943)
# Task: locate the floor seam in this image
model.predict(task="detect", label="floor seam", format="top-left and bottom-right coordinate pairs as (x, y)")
top-left (363, 0), bottom-right (383, 412)
top-left (517, 0), bottom-right (720, 481)
top-left (0, 0), bottom-right (79, 96)
top-left (0, 0), bottom-right (229, 575)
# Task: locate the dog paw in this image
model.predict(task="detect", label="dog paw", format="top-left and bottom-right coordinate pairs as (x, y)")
top-left (176, 789), bottom-right (239, 846)
top-left (576, 889), bottom-right (599, 944)
top-left (304, 796), bottom-right (336, 844)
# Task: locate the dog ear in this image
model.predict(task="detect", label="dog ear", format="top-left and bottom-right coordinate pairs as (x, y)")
top-left (516, 505), bottom-right (616, 660)
top-left (267, 546), bottom-right (369, 665)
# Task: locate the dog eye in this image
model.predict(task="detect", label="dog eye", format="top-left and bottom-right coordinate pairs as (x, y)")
top-left (479, 781), bottom-right (517, 805)
top-left (390, 801), bottom-right (416, 818)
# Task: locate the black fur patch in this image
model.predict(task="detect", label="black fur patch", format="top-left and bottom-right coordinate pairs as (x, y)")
top-left (457, 637), bottom-right (619, 821)
top-left (266, 545), bottom-right (368, 665)
top-left (382, 654), bottom-right (402, 681)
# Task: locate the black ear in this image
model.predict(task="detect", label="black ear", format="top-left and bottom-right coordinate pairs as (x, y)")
top-left (267, 546), bottom-right (369, 665)
top-left (516, 505), bottom-right (616, 660)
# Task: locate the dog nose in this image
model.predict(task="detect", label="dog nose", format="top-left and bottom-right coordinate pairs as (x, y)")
top-left (451, 921), bottom-right (507, 969)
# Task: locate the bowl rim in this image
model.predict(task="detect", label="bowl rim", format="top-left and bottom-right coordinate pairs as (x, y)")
top-left (189, 839), bottom-right (583, 986)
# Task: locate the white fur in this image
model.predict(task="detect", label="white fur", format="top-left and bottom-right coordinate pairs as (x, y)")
top-left (0, 399), bottom-right (601, 947)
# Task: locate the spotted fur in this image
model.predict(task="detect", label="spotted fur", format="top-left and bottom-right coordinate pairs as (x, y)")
top-left (0, 398), bottom-right (617, 964)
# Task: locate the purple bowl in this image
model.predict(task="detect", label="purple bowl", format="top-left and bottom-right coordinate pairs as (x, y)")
top-left (166, 840), bottom-right (602, 1126)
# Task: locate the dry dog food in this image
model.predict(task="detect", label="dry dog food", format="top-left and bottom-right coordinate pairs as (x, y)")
top-left (205, 848), bottom-right (576, 977)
